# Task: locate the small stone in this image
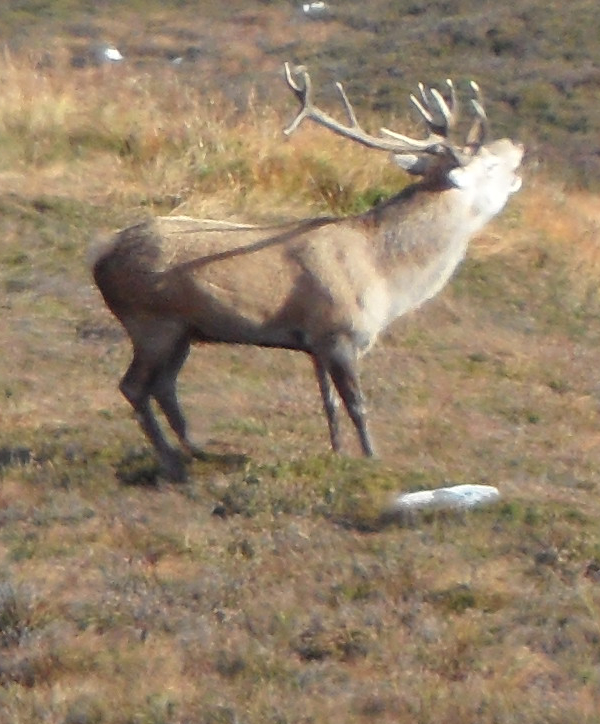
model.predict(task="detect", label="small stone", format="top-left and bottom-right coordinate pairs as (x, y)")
top-left (389, 483), bottom-right (501, 513)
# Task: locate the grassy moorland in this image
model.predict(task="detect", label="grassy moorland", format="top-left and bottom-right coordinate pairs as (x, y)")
top-left (1, 3), bottom-right (600, 724)
top-left (1, 0), bottom-right (600, 184)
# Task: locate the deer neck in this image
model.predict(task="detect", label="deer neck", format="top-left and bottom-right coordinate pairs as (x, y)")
top-left (352, 185), bottom-right (476, 347)
top-left (368, 184), bottom-right (474, 270)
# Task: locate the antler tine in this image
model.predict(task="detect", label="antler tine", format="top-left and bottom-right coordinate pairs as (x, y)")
top-left (410, 79), bottom-right (458, 138)
top-left (465, 80), bottom-right (488, 150)
top-left (335, 81), bottom-right (360, 128)
top-left (445, 79), bottom-right (457, 114)
top-left (283, 62), bottom-right (313, 136)
top-left (410, 90), bottom-right (435, 126)
top-left (429, 88), bottom-right (453, 134)
top-left (378, 125), bottom-right (445, 152)
top-left (434, 79), bottom-right (458, 126)
top-left (470, 80), bottom-right (485, 109)
top-left (283, 61), bottom-right (306, 94)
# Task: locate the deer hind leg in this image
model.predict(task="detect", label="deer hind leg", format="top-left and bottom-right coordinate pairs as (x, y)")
top-left (119, 323), bottom-right (189, 480)
top-left (149, 336), bottom-right (203, 459)
top-left (318, 337), bottom-right (376, 457)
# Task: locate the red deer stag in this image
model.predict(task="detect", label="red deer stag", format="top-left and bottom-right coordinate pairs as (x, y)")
top-left (92, 63), bottom-right (523, 480)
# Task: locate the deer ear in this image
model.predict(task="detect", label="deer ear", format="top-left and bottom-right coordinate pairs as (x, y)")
top-left (393, 154), bottom-right (434, 176)
top-left (447, 166), bottom-right (473, 189)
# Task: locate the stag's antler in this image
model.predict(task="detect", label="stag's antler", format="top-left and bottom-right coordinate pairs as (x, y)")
top-left (464, 80), bottom-right (488, 150)
top-left (408, 79), bottom-right (458, 137)
top-left (283, 62), bottom-right (488, 163)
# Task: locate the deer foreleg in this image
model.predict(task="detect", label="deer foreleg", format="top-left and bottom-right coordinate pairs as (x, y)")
top-left (313, 355), bottom-right (342, 452)
top-left (326, 338), bottom-right (376, 457)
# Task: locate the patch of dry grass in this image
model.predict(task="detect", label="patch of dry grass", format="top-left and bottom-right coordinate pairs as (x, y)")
top-left (2, 36), bottom-right (600, 724)
top-left (0, 49), bottom-right (403, 224)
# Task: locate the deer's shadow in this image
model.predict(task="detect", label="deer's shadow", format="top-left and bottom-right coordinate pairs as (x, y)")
top-left (115, 447), bottom-right (248, 487)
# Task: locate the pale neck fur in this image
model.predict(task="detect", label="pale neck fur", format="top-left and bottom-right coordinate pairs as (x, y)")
top-left (352, 183), bottom-right (498, 353)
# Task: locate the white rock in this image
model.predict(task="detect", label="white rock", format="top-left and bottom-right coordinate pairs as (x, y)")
top-left (391, 484), bottom-right (501, 512)
top-left (302, 2), bottom-right (329, 17)
top-left (98, 44), bottom-right (124, 63)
